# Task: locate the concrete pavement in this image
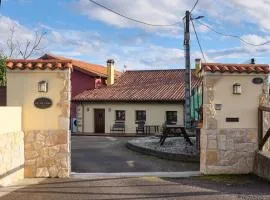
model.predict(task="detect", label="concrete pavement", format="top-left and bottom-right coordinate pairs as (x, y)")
top-left (71, 136), bottom-right (199, 173)
top-left (0, 175), bottom-right (269, 200)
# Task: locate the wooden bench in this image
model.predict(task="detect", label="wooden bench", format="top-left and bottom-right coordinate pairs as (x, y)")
top-left (110, 121), bottom-right (125, 134)
top-left (159, 125), bottom-right (193, 146)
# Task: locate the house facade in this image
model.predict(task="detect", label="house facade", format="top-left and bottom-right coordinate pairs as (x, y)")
top-left (39, 54), bottom-right (121, 122)
top-left (73, 61), bottom-right (202, 135)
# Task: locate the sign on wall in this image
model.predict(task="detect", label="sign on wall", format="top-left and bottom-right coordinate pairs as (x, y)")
top-left (252, 77), bottom-right (264, 84)
top-left (34, 97), bottom-right (53, 109)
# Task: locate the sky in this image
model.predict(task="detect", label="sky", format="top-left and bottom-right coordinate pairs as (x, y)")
top-left (0, 0), bottom-right (270, 71)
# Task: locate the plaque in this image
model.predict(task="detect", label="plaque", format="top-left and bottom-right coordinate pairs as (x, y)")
top-left (34, 97), bottom-right (52, 109)
top-left (252, 77), bottom-right (263, 84)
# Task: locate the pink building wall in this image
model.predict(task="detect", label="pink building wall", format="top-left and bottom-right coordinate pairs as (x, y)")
top-left (71, 69), bottom-right (106, 118)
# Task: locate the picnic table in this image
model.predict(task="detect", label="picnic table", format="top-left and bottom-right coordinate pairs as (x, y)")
top-left (144, 125), bottom-right (159, 135)
top-left (159, 124), bottom-right (193, 146)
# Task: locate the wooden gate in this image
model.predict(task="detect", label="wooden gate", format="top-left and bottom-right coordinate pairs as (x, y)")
top-left (258, 106), bottom-right (270, 150)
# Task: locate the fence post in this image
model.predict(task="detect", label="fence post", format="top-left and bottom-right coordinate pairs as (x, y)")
top-left (258, 107), bottom-right (263, 150)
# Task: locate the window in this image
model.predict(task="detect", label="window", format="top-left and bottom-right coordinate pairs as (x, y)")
top-left (115, 110), bottom-right (125, 121)
top-left (136, 110), bottom-right (146, 121)
top-left (166, 111), bottom-right (177, 124)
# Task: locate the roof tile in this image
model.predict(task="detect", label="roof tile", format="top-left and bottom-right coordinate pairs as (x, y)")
top-left (6, 59), bottom-right (72, 70)
top-left (203, 63), bottom-right (269, 74)
top-left (73, 69), bottom-right (202, 102)
top-left (39, 54), bottom-right (122, 78)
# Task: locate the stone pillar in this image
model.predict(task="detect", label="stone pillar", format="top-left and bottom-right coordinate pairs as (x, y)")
top-left (24, 69), bottom-right (71, 178)
top-left (259, 80), bottom-right (270, 153)
top-left (200, 74), bottom-right (260, 174)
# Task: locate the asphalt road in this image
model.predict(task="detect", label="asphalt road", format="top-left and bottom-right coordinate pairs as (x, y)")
top-left (71, 136), bottom-right (199, 173)
top-left (1, 175), bottom-right (269, 200)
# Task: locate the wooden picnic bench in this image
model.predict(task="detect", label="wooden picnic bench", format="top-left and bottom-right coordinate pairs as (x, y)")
top-left (110, 121), bottom-right (125, 134)
top-left (159, 124), bottom-right (193, 146)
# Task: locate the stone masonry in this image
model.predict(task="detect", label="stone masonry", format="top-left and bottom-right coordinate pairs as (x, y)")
top-left (0, 131), bottom-right (24, 186)
top-left (200, 73), bottom-right (265, 174)
top-left (24, 70), bottom-right (71, 178)
top-left (201, 128), bottom-right (257, 174)
top-left (24, 130), bottom-right (69, 178)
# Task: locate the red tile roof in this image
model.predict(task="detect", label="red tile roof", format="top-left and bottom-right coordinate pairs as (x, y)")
top-left (202, 63), bottom-right (269, 74)
top-left (6, 59), bottom-right (72, 70)
top-left (39, 54), bottom-right (121, 78)
top-left (73, 69), bottom-right (202, 102)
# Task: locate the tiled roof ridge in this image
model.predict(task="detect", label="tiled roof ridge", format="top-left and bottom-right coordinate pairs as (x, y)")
top-left (6, 59), bottom-right (72, 70)
top-left (203, 62), bottom-right (269, 66)
top-left (41, 53), bottom-right (122, 77)
top-left (7, 58), bottom-right (72, 63)
top-left (125, 69), bottom-right (187, 72)
top-left (202, 62), bottom-right (269, 74)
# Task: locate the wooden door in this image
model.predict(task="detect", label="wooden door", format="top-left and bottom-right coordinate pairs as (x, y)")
top-left (94, 109), bottom-right (105, 133)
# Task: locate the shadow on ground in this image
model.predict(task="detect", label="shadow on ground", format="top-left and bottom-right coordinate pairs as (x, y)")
top-left (0, 175), bottom-right (269, 200)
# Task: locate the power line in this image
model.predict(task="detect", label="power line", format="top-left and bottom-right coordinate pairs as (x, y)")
top-left (88, 0), bottom-right (181, 27)
top-left (196, 20), bottom-right (270, 46)
top-left (190, 0), bottom-right (199, 13)
top-left (191, 19), bottom-right (206, 62)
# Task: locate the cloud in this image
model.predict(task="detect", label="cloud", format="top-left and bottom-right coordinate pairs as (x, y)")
top-left (0, 15), bottom-right (38, 56)
top-left (0, 15), bottom-right (187, 69)
top-left (69, 0), bottom-right (193, 37)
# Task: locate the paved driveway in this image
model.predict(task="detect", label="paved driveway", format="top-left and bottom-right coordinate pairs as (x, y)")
top-left (1, 175), bottom-right (269, 200)
top-left (71, 136), bottom-right (199, 173)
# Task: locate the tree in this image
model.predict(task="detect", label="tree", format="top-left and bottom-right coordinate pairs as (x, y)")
top-left (0, 54), bottom-right (7, 87)
top-left (2, 27), bottom-right (47, 59)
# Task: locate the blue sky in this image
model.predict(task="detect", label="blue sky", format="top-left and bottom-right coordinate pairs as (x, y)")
top-left (0, 0), bottom-right (270, 70)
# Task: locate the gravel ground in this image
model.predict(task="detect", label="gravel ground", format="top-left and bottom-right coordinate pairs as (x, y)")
top-left (129, 136), bottom-right (198, 155)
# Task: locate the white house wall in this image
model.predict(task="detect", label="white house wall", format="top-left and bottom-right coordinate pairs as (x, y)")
top-left (77, 103), bottom-right (184, 134)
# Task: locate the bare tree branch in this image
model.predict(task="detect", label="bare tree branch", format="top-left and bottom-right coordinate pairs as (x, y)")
top-left (23, 31), bottom-right (46, 59)
top-left (5, 27), bottom-right (47, 59)
top-left (6, 27), bottom-right (16, 58)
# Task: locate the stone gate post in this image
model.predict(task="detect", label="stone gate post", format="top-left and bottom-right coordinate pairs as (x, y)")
top-left (7, 59), bottom-right (72, 178)
top-left (199, 63), bottom-right (269, 174)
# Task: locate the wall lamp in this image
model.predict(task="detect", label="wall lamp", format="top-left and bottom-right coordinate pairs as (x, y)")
top-left (38, 81), bottom-right (48, 93)
top-left (233, 83), bottom-right (241, 95)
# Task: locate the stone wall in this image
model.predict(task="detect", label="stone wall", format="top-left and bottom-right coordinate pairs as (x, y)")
top-left (24, 130), bottom-right (70, 178)
top-left (254, 151), bottom-right (270, 181)
top-left (24, 70), bottom-right (71, 178)
top-left (200, 73), bottom-right (267, 175)
top-left (0, 131), bottom-right (24, 186)
top-left (201, 128), bottom-right (257, 174)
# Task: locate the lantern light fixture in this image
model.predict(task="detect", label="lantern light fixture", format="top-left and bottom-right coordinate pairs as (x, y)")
top-left (38, 81), bottom-right (48, 93)
top-left (233, 83), bottom-right (241, 95)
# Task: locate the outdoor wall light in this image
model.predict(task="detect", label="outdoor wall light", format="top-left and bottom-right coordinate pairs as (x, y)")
top-left (233, 83), bottom-right (241, 95)
top-left (38, 81), bottom-right (48, 93)
top-left (215, 104), bottom-right (222, 110)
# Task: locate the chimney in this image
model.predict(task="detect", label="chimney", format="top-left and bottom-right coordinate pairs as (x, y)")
top-left (195, 58), bottom-right (202, 77)
top-left (107, 59), bottom-right (115, 86)
top-left (250, 58), bottom-right (255, 64)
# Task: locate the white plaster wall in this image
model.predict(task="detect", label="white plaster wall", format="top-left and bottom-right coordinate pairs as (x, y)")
top-left (0, 107), bottom-right (22, 134)
top-left (204, 73), bottom-right (267, 129)
top-left (7, 69), bottom-right (69, 131)
top-left (78, 103), bottom-right (184, 134)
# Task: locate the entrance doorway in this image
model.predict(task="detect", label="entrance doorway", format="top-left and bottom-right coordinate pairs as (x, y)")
top-left (94, 109), bottom-right (105, 133)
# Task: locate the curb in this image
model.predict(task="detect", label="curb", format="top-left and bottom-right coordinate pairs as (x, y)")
top-left (71, 171), bottom-right (201, 179)
top-left (126, 142), bottom-right (200, 163)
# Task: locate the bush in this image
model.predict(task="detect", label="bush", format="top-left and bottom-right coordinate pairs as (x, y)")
top-left (0, 54), bottom-right (7, 87)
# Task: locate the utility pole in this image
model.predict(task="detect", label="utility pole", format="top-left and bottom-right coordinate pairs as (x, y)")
top-left (184, 10), bottom-right (192, 130)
